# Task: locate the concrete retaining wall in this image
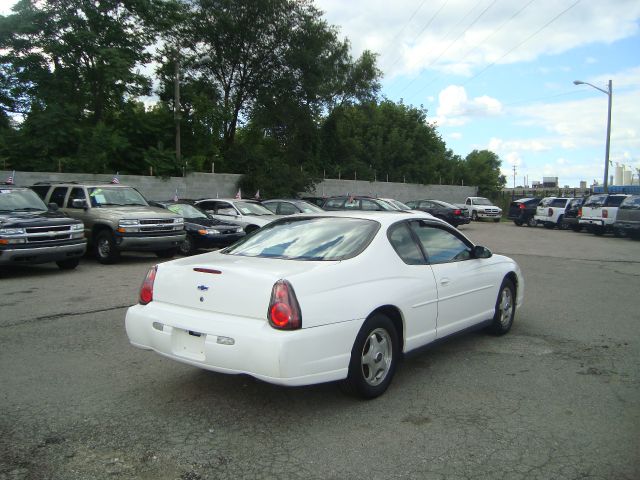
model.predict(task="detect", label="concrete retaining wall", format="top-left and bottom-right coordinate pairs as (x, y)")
top-left (2, 171), bottom-right (477, 204)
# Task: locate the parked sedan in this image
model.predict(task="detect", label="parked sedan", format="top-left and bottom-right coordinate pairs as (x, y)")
top-left (321, 196), bottom-right (397, 211)
top-left (194, 198), bottom-right (278, 233)
top-left (125, 211), bottom-right (523, 399)
top-left (405, 199), bottom-right (470, 227)
top-left (150, 201), bottom-right (245, 255)
top-left (262, 199), bottom-right (324, 215)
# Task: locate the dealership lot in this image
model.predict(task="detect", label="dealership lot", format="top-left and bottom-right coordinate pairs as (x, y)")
top-left (1, 222), bottom-right (639, 479)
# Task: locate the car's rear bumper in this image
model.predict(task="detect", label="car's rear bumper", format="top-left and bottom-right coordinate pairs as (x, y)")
top-left (125, 302), bottom-right (362, 386)
top-left (0, 241), bottom-right (87, 266)
top-left (614, 221), bottom-right (640, 234)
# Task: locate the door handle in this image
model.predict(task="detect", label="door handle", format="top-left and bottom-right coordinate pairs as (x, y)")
top-left (440, 278), bottom-right (451, 286)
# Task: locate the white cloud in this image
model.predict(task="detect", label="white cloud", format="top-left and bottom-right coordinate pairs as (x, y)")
top-left (434, 85), bottom-right (502, 126)
top-left (316, 0), bottom-right (640, 79)
top-left (449, 132), bottom-right (462, 140)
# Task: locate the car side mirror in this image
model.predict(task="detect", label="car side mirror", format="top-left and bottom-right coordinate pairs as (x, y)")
top-left (472, 245), bottom-right (492, 259)
top-left (71, 199), bottom-right (88, 209)
top-left (48, 202), bottom-right (59, 211)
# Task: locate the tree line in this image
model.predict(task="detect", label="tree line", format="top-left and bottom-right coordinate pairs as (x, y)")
top-left (0, 0), bottom-right (506, 197)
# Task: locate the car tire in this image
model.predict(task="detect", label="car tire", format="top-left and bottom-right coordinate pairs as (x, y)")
top-left (613, 227), bottom-right (624, 238)
top-left (487, 278), bottom-right (516, 336)
top-left (156, 247), bottom-right (177, 259)
top-left (340, 313), bottom-right (399, 399)
top-left (179, 236), bottom-right (195, 255)
top-left (558, 216), bottom-right (569, 230)
top-left (527, 217), bottom-right (537, 227)
top-left (95, 231), bottom-right (120, 264)
top-left (472, 211), bottom-right (478, 221)
top-left (514, 220), bottom-right (523, 226)
top-left (56, 258), bottom-right (80, 270)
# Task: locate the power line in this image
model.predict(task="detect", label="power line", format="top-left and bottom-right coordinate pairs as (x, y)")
top-left (382, 0), bottom-right (428, 58)
top-left (463, 0), bottom-right (582, 86)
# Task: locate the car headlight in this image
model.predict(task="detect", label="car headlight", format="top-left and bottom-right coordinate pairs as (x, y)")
top-left (206, 228), bottom-right (221, 234)
top-left (0, 227), bottom-right (26, 235)
top-left (71, 223), bottom-right (84, 231)
top-left (119, 219), bottom-right (140, 226)
top-left (174, 218), bottom-right (184, 224)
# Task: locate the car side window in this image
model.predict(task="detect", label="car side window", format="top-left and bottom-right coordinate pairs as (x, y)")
top-left (410, 221), bottom-right (471, 264)
top-left (263, 203), bottom-right (278, 214)
top-left (50, 187), bottom-right (68, 207)
top-left (361, 199), bottom-right (381, 211)
top-left (66, 187), bottom-right (87, 208)
top-left (279, 202), bottom-right (298, 215)
top-left (217, 204), bottom-right (236, 215)
top-left (196, 201), bottom-right (215, 211)
top-left (344, 198), bottom-right (359, 209)
top-left (30, 185), bottom-right (49, 200)
top-left (388, 223), bottom-right (426, 265)
top-left (420, 201), bottom-right (432, 209)
top-left (324, 198), bottom-right (344, 209)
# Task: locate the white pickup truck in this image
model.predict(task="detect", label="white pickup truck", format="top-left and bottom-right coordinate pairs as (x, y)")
top-left (534, 197), bottom-right (572, 229)
top-left (579, 194), bottom-right (629, 235)
top-left (464, 196), bottom-right (502, 222)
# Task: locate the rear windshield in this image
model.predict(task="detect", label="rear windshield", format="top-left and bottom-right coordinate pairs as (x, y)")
top-left (620, 196), bottom-right (640, 209)
top-left (550, 198), bottom-right (569, 207)
top-left (222, 217), bottom-right (379, 261)
top-left (539, 197), bottom-right (555, 207)
top-left (605, 196), bottom-right (628, 207)
top-left (584, 195), bottom-right (607, 207)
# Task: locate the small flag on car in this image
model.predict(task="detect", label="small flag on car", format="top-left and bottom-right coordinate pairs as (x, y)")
top-left (235, 188), bottom-right (241, 199)
top-left (254, 190), bottom-right (260, 200)
top-left (6, 170), bottom-right (15, 184)
top-left (111, 172), bottom-right (120, 184)
top-left (173, 188), bottom-right (179, 202)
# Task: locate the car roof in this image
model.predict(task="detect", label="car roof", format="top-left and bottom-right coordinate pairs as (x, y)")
top-left (279, 209), bottom-right (443, 227)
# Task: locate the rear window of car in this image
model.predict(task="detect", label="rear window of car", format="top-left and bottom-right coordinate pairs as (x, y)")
top-left (620, 196), bottom-right (640, 209)
top-left (605, 196), bottom-right (628, 207)
top-left (222, 217), bottom-right (380, 261)
top-left (550, 198), bottom-right (569, 207)
top-left (584, 195), bottom-right (607, 207)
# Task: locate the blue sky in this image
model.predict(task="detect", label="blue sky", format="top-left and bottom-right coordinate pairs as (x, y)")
top-left (2, 0), bottom-right (639, 188)
top-left (317, 0), bottom-right (640, 187)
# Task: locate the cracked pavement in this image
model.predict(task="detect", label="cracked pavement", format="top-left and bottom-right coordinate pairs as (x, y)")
top-left (1, 223), bottom-right (639, 479)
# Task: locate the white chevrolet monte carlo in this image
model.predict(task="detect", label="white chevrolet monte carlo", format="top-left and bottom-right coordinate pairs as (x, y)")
top-left (125, 211), bottom-right (524, 399)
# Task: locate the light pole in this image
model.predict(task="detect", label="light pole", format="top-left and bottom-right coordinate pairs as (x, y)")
top-left (573, 79), bottom-right (612, 193)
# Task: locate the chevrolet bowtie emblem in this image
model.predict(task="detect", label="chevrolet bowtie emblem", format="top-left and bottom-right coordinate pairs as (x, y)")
top-left (197, 285), bottom-right (209, 291)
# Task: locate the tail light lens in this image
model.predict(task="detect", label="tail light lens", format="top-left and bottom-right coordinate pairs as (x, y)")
top-left (578, 207), bottom-right (582, 217)
top-left (602, 209), bottom-right (608, 218)
top-left (519, 203), bottom-right (525, 210)
top-left (139, 265), bottom-right (158, 305)
top-left (268, 279), bottom-right (302, 330)
top-left (548, 208), bottom-right (553, 216)
top-left (453, 209), bottom-right (461, 215)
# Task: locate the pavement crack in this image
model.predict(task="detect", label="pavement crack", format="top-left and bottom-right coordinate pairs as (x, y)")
top-left (1, 305), bottom-right (131, 328)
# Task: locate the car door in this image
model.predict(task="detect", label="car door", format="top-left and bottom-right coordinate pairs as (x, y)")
top-left (387, 222), bottom-right (438, 350)
top-left (63, 187), bottom-right (92, 232)
top-left (408, 220), bottom-right (497, 338)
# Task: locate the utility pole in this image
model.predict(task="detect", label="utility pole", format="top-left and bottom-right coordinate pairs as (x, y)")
top-left (512, 165), bottom-right (517, 189)
top-left (174, 51), bottom-right (181, 164)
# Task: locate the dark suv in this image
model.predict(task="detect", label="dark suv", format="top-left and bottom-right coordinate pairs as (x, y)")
top-left (0, 184), bottom-right (86, 269)
top-left (561, 197), bottom-right (586, 231)
top-left (507, 198), bottom-right (540, 227)
top-left (613, 195), bottom-right (640, 239)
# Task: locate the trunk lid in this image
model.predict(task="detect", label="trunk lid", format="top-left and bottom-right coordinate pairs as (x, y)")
top-left (152, 252), bottom-right (339, 320)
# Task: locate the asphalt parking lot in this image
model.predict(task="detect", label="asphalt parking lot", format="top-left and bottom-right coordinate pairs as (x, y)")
top-left (1, 221), bottom-right (639, 480)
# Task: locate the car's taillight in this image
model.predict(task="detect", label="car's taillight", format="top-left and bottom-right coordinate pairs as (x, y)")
top-left (519, 203), bottom-right (525, 210)
top-left (578, 207), bottom-right (582, 217)
top-left (268, 279), bottom-right (301, 330)
top-left (139, 265), bottom-right (157, 305)
top-left (453, 209), bottom-right (461, 215)
top-left (602, 209), bottom-right (608, 218)
top-left (548, 208), bottom-right (553, 216)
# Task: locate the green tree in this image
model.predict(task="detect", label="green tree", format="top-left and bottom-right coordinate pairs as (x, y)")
top-left (463, 149), bottom-right (506, 197)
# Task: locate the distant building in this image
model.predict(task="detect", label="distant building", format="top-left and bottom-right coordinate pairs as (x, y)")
top-left (542, 177), bottom-right (559, 188)
top-left (580, 181), bottom-right (587, 189)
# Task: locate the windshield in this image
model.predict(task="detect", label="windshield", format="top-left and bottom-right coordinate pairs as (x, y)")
top-left (166, 203), bottom-right (208, 218)
top-left (0, 188), bottom-right (48, 212)
top-left (223, 217), bottom-right (379, 260)
top-left (620, 196), bottom-right (640, 209)
top-left (88, 187), bottom-right (148, 207)
top-left (474, 197), bottom-right (493, 205)
top-left (234, 201), bottom-right (274, 215)
top-left (296, 202), bottom-right (325, 213)
top-left (584, 195), bottom-right (607, 207)
top-left (381, 199), bottom-right (411, 210)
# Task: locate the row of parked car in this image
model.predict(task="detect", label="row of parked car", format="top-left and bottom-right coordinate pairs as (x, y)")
top-left (2, 180), bottom-right (497, 272)
top-left (507, 194), bottom-right (640, 238)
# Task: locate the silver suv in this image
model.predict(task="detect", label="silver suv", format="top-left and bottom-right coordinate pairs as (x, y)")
top-left (31, 182), bottom-right (185, 264)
